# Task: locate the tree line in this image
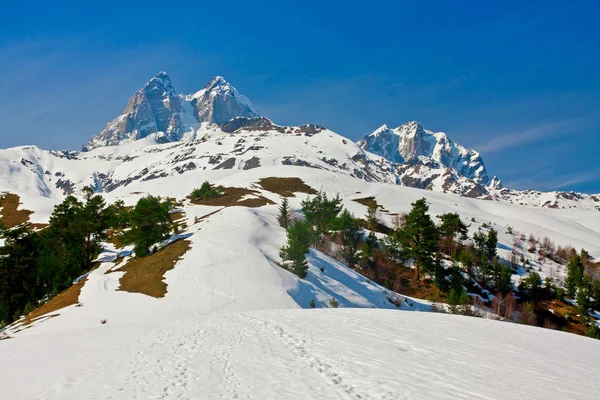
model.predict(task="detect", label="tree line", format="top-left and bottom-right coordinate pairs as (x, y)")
top-left (0, 189), bottom-right (175, 326)
top-left (278, 194), bottom-right (600, 338)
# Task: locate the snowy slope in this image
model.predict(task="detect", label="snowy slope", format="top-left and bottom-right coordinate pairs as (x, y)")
top-left (2, 158), bottom-right (600, 398)
top-left (2, 309), bottom-right (599, 399)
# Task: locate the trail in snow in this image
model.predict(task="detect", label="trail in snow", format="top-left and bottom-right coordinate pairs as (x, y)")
top-left (3, 309), bottom-right (599, 399)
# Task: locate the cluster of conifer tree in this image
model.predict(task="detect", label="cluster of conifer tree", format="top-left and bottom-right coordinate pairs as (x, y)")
top-left (278, 194), bottom-right (600, 337)
top-left (279, 193), bottom-right (348, 278)
top-left (0, 190), bottom-right (174, 326)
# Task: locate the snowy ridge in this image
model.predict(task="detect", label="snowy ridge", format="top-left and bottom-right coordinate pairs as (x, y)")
top-left (2, 120), bottom-right (600, 215)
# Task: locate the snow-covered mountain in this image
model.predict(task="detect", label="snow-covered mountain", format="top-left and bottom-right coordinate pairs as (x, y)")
top-left (1, 71), bottom-right (599, 214)
top-left (85, 72), bottom-right (258, 150)
top-left (358, 121), bottom-right (490, 184)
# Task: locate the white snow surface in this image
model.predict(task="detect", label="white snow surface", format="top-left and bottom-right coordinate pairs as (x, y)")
top-left (2, 308), bottom-right (599, 399)
top-left (1, 139), bottom-right (600, 398)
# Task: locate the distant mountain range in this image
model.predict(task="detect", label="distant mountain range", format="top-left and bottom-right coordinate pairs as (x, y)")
top-left (1, 72), bottom-right (598, 211)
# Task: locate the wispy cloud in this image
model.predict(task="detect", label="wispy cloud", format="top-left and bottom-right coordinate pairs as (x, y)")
top-left (550, 169), bottom-right (600, 191)
top-left (504, 168), bottom-right (600, 192)
top-left (473, 118), bottom-right (589, 153)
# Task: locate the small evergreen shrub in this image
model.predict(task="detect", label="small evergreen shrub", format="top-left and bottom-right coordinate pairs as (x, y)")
top-left (191, 181), bottom-right (223, 200)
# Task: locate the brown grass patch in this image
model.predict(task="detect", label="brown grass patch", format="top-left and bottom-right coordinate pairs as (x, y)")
top-left (384, 265), bottom-right (445, 301)
top-left (189, 187), bottom-right (274, 208)
top-left (106, 229), bottom-right (125, 249)
top-left (171, 211), bottom-right (188, 232)
top-left (536, 299), bottom-right (589, 335)
top-left (353, 196), bottom-right (387, 211)
top-left (194, 208), bottom-right (223, 224)
top-left (257, 177), bottom-right (317, 197)
top-left (31, 223), bottom-right (49, 230)
top-left (22, 279), bottom-right (87, 325)
top-left (116, 239), bottom-right (192, 298)
top-left (171, 211), bottom-right (186, 222)
top-left (0, 193), bottom-right (33, 228)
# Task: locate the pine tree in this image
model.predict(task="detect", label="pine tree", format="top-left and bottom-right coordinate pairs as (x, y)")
top-left (279, 220), bottom-right (312, 278)
top-left (565, 255), bottom-right (584, 297)
top-left (365, 203), bottom-right (378, 232)
top-left (382, 233), bottom-right (403, 262)
top-left (80, 192), bottom-right (109, 268)
top-left (399, 198), bottom-right (438, 284)
top-left (485, 228), bottom-right (498, 260)
top-left (122, 196), bottom-right (173, 257)
top-left (334, 209), bottom-right (362, 266)
top-left (447, 288), bottom-right (469, 314)
top-left (105, 199), bottom-right (129, 229)
top-left (591, 278), bottom-right (600, 310)
top-left (191, 181), bottom-right (222, 200)
top-left (519, 272), bottom-right (542, 300)
top-left (577, 276), bottom-right (591, 316)
top-left (329, 297), bottom-right (339, 308)
top-left (458, 247), bottom-right (475, 274)
top-left (0, 223), bottom-right (40, 324)
top-left (497, 265), bottom-right (513, 296)
top-left (472, 230), bottom-right (487, 259)
top-left (449, 263), bottom-right (463, 292)
top-left (301, 192), bottom-right (342, 241)
top-left (278, 197), bottom-right (291, 229)
top-left (438, 213), bottom-right (468, 257)
top-left (586, 322), bottom-right (600, 339)
top-left (310, 299), bottom-right (316, 308)
top-left (433, 252), bottom-right (444, 289)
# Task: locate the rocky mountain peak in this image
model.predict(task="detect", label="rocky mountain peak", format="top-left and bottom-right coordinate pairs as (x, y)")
top-left (358, 121), bottom-right (490, 185)
top-left (488, 176), bottom-right (503, 190)
top-left (85, 73), bottom-right (259, 150)
top-left (396, 121), bottom-right (423, 136)
top-left (189, 76), bottom-right (258, 126)
top-left (205, 75), bottom-right (227, 88)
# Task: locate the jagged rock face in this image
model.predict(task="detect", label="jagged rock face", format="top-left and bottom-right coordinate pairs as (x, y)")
top-left (86, 72), bottom-right (185, 149)
top-left (86, 73), bottom-right (258, 150)
top-left (220, 117), bottom-right (284, 133)
top-left (188, 76), bottom-right (258, 126)
top-left (358, 121), bottom-right (490, 185)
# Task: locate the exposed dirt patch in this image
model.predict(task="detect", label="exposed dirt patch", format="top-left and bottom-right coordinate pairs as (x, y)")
top-left (189, 187), bottom-right (274, 208)
top-left (356, 218), bottom-right (392, 235)
top-left (0, 193), bottom-right (34, 228)
top-left (257, 177), bottom-right (317, 197)
top-left (21, 278), bottom-right (87, 325)
top-left (536, 299), bottom-right (588, 335)
top-left (171, 211), bottom-right (186, 222)
top-left (194, 208), bottom-right (224, 224)
top-left (116, 239), bottom-right (192, 298)
top-left (171, 211), bottom-right (188, 233)
top-left (352, 196), bottom-right (387, 211)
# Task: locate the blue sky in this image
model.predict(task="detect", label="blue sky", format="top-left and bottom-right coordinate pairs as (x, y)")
top-left (1, 1), bottom-right (599, 192)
